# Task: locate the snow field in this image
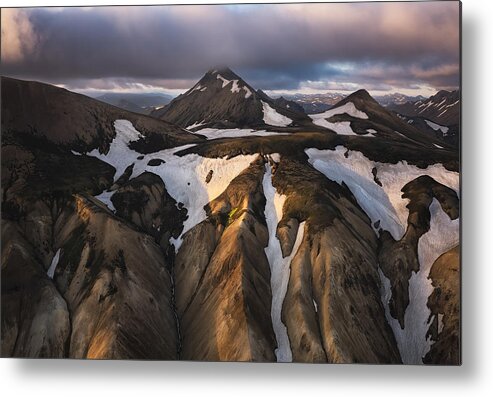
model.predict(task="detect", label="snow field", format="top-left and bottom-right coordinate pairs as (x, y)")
top-left (262, 101), bottom-right (292, 127)
top-left (87, 120), bottom-right (257, 251)
top-left (306, 146), bottom-right (459, 364)
top-left (193, 128), bottom-right (290, 140)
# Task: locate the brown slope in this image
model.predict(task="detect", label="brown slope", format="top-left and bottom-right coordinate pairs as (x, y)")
top-left (424, 245), bottom-right (460, 365)
top-left (326, 89), bottom-right (454, 149)
top-left (1, 76), bottom-right (203, 153)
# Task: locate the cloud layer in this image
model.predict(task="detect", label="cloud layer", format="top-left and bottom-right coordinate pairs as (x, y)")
top-left (1, 2), bottom-right (460, 95)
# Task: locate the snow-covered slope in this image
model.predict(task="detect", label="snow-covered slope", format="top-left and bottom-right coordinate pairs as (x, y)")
top-left (309, 102), bottom-right (368, 135)
top-left (306, 146), bottom-right (459, 240)
top-left (379, 199), bottom-right (459, 364)
top-left (262, 101), bottom-right (292, 127)
top-left (87, 119), bottom-right (257, 250)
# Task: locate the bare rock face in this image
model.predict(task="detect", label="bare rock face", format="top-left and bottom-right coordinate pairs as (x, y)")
top-left (378, 175), bottom-right (459, 327)
top-left (175, 156), bottom-right (276, 361)
top-left (424, 245), bottom-right (460, 365)
top-left (273, 158), bottom-right (401, 363)
top-left (111, 171), bottom-right (187, 253)
top-left (52, 195), bottom-right (178, 359)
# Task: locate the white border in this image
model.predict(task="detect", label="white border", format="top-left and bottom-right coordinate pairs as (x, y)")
top-left (1, 0), bottom-right (492, 396)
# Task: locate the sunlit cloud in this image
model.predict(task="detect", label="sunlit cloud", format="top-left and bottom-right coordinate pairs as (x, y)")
top-left (1, 8), bottom-right (38, 63)
top-left (1, 2), bottom-right (460, 96)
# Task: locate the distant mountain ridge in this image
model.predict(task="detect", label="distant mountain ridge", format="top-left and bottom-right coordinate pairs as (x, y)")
top-left (281, 92), bottom-right (426, 114)
top-left (96, 92), bottom-right (173, 115)
top-left (388, 90), bottom-right (460, 126)
top-left (283, 92), bottom-right (346, 114)
top-left (375, 93), bottom-right (426, 107)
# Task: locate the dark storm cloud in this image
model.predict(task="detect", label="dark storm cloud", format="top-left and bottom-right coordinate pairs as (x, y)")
top-left (1, 2), bottom-right (460, 93)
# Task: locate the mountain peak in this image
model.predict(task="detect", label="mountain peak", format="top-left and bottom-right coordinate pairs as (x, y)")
top-left (347, 89), bottom-right (374, 102)
top-left (206, 67), bottom-right (240, 80)
top-left (152, 67), bottom-right (308, 129)
top-left (332, 88), bottom-right (380, 111)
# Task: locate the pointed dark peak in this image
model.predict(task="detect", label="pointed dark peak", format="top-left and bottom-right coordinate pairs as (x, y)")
top-left (346, 89), bottom-right (376, 103)
top-left (205, 66), bottom-right (241, 81)
top-left (332, 88), bottom-right (380, 111)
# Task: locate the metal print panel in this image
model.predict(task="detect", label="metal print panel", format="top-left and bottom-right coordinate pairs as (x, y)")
top-left (0, 1), bottom-right (461, 364)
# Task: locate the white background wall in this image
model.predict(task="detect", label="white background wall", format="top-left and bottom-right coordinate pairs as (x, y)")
top-left (0, 0), bottom-right (491, 395)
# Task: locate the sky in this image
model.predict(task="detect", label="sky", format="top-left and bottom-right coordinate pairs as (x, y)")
top-left (1, 2), bottom-right (460, 97)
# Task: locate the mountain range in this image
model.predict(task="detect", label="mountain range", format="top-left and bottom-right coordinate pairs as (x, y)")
top-left (96, 92), bottom-right (173, 115)
top-left (1, 68), bottom-right (460, 364)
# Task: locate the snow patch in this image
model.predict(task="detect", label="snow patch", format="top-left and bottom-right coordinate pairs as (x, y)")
top-left (190, 84), bottom-right (203, 94)
top-left (216, 74), bottom-right (251, 98)
top-left (309, 102), bottom-right (368, 135)
top-left (194, 128), bottom-right (289, 140)
top-left (243, 86), bottom-right (252, 99)
top-left (269, 153), bottom-right (281, 163)
top-left (262, 101), bottom-right (292, 127)
top-left (263, 163), bottom-right (305, 363)
top-left (186, 120), bottom-right (207, 130)
top-left (87, 120), bottom-right (143, 182)
top-left (47, 249), bottom-right (61, 279)
top-left (216, 74), bottom-right (240, 94)
top-left (437, 313), bottom-right (445, 334)
top-left (366, 129), bottom-right (378, 136)
top-left (425, 120), bottom-right (449, 135)
top-left (95, 190), bottom-right (116, 212)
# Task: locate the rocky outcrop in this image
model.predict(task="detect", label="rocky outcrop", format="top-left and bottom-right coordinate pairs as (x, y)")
top-left (111, 172), bottom-right (187, 253)
top-left (424, 245), bottom-right (460, 365)
top-left (175, 156), bottom-right (276, 361)
top-left (276, 218), bottom-right (300, 258)
top-left (378, 175), bottom-right (459, 327)
top-left (273, 158), bottom-right (401, 363)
